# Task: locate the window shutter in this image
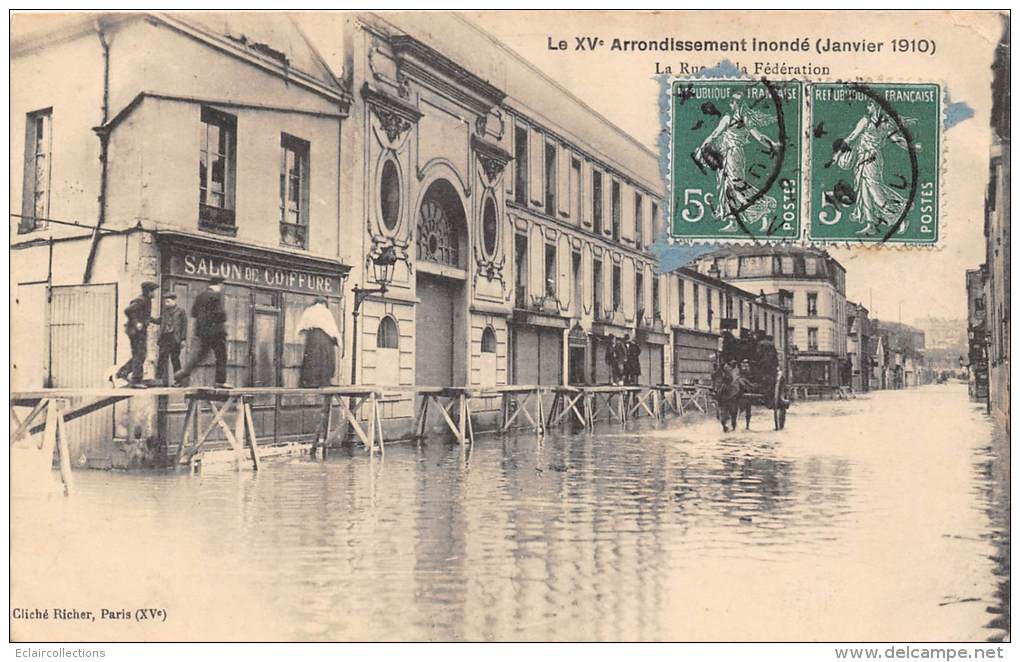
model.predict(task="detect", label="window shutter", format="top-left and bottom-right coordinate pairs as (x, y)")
top-left (506, 116), bottom-right (517, 197)
top-left (582, 246), bottom-right (592, 314)
top-left (621, 182), bottom-right (634, 241)
top-left (557, 234), bottom-right (570, 308)
top-left (556, 144), bottom-right (570, 218)
top-left (580, 159), bottom-right (592, 227)
top-left (642, 195), bottom-right (654, 245)
top-left (602, 175), bottom-right (613, 237)
top-left (529, 224), bottom-right (544, 297)
top-left (528, 128), bottom-right (544, 207)
top-left (622, 259), bottom-right (635, 319)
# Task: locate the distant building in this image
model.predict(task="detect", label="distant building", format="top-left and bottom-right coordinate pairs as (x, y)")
top-left (983, 16), bottom-right (1010, 428)
top-left (966, 266), bottom-right (989, 399)
top-left (664, 267), bottom-right (790, 385)
top-left (871, 320), bottom-right (929, 389)
top-left (913, 317), bottom-right (967, 354)
top-left (690, 246), bottom-right (847, 386)
top-left (846, 302), bottom-right (871, 392)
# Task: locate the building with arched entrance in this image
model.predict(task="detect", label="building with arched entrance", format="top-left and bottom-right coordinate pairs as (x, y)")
top-left (340, 13), bottom-right (667, 431)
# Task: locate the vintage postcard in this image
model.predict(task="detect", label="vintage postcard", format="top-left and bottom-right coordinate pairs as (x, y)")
top-left (7, 8), bottom-right (1010, 654)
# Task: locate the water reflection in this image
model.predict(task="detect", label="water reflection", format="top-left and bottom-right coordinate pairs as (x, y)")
top-left (10, 384), bottom-right (1007, 642)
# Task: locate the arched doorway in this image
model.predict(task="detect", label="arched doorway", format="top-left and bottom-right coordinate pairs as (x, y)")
top-left (414, 179), bottom-right (467, 387)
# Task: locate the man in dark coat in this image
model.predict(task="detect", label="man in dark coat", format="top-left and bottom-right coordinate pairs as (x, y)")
top-left (605, 334), bottom-right (619, 385)
top-left (155, 292), bottom-right (188, 385)
top-left (113, 281), bottom-right (159, 387)
top-left (624, 334), bottom-right (642, 385)
top-left (174, 276), bottom-right (230, 387)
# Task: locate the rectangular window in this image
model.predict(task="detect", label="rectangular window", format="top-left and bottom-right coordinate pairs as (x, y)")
top-left (693, 284), bottom-right (700, 330)
top-left (572, 250), bottom-right (582, 313)
top-left (514, 232), bottom-right (528, 307)
top-left (592, 171), bottom-right (603, 233)
top-left (279, 134), bottom-right (310, 248)
top-left (707, 288), bottom-right (714, 330)
top-left (788, 325), bottom-right (795, 348)
top-left (592, 257), bottom-right (604, 313)
top-left (807, 292), bottom-right (818, 317)
top-left (611, 180), bottom-right (621, 241)
top-left (612, 264), bottom-right (621, 312)
top-left (634, 192), bottom-right (644, 249)
top-left (678, 277), bottom-right (686, 325)
top-left (635, 270), bottom-right (644, 320)
top-left (545, 142), bottom-right (557, 215)
top-left (808, 327), bottom-right (819, 351)
top-left (21, 108), bottom-right (53, 233)
top-left (652, 276), bottom-right (660, 319)
top-left (651, 201), bottom-right (660, 241)
top-left (199, 107), bottom-right (237, 231)
top-left (514, 126), bottom-right (528, 204)
top-left (544, 241), bottom-right (557, 298)
top-left (572, 158), bottom-right (582, 223)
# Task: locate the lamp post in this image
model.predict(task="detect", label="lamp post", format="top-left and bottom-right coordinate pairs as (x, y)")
top-left (350, 245), bottom-right (399, 385)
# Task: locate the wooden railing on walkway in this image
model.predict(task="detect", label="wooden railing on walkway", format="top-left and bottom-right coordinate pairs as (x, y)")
top-left (10, 383), bottom-right (717, 494)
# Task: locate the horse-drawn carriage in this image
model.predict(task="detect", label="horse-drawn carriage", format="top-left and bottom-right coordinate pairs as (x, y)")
top-left (712, 332), bottom-right (790, 432)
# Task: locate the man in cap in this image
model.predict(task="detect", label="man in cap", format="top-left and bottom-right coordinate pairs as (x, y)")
top-left (174, 275), bottom-right (231, 388)
top-left (155, 291), bottom-right (188, 385)
top-left (113, 281), bottom-right (159, 388)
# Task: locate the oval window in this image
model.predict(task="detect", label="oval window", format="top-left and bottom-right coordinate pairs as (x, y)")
top-left (380, 160), bottom-right (401, 231)
top-left (482, 197), bottom-right (498, 257)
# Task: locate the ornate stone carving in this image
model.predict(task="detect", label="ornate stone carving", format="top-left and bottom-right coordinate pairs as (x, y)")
top-left (374, 106), bottom-right (412, 143)
top-left (471, 134), bottom-right (512, 186)
top-left (479, 153), bottom-right (506, 183)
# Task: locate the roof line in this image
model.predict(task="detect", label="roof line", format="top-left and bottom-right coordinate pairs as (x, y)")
top-left (452, 13), bottom-right (659, 160)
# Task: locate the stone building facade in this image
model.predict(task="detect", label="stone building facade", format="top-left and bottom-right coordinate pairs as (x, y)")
top-left (11, 13), bottom-right (352, 465)
top-left (689, 246), bottom-right (847, 386)
top-left (12, 11), bottom-right (798, 461)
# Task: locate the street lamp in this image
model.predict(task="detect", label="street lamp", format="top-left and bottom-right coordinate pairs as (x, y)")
top-left (350, 245), bottom-right (400, 385)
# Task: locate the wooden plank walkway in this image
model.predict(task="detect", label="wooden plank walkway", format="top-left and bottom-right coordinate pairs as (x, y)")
top-left (10, 383), bottom-right (717, 495)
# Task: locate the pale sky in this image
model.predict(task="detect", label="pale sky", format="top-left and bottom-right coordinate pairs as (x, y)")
top-left (298, 10), bottom-right (1003, 325)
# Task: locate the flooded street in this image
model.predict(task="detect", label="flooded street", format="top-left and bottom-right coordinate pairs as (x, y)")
top-left (11, 383), bottom-right (1009, 642)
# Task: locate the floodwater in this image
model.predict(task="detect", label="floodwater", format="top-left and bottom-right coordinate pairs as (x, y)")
top-left (10, 383), bottom-right (1009, 642)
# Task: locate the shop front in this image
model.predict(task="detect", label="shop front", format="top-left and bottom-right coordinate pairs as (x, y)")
top-left (157, 232), bottom-right (350, 447)
top-left (790, 354), bottom-right (839, 386)
top-left (510, 310), bottom-right (567, 387)
top-left (637, 327), bottom-right (668, 386)
top-left (673, 328), bottom-right (719, 385)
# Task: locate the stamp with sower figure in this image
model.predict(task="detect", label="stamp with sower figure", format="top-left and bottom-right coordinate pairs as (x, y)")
top-left (670, 79), bottom-right (803, 242)
top-left (809, 82), bottom-right (940, 244)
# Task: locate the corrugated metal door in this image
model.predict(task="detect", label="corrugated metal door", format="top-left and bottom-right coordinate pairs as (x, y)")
top-left (537, 328), bottom-right (563, 386)
top-left (416, 274), bottom-right (456, 386)
top-left (511, 326), bottom-right (539, 385)
top-left (49, 284), bottom-right (117, 456)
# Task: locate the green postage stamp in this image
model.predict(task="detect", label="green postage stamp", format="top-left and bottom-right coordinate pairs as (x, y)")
top-left (670, 79), bottom-right (803, 241)
top-left (809, 82), bottom-right (940, 243)
top-left (668, 79), bottom-right (940, 245)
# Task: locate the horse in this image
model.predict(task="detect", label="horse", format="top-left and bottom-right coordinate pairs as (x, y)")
top-left (712, 363), bottom-right (751, 432)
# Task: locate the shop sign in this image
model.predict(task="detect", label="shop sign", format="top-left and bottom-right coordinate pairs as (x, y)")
top-left (168, 250), bottom-right (342, 295)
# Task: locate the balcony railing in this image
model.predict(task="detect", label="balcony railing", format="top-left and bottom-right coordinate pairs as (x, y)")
top-left (515, 284), bottom-right (527, 308)
top-left (280, 222), bottom-right (307, 249)
top-left (199, 204), bottom-right (237, 236)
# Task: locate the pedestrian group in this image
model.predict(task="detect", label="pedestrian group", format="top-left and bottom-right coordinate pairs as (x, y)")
top-left (107, 277), bottom-right (339, 390)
